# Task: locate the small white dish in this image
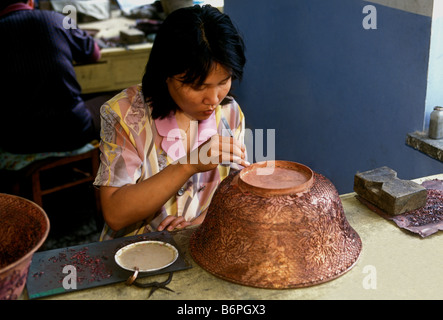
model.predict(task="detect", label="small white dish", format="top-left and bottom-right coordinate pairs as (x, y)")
top-left (115, 240), bottom-right (178, 273)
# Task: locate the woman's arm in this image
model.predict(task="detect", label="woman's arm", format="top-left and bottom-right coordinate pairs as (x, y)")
top-left (100, 135), bottom-right (248, 232)
top-left (100, 161), bottom-right (196, 231)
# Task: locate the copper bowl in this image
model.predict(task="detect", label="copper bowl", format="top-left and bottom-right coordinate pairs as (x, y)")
top-left (190, 161), bottom-right (362, 289)
top-left (0, 194), bottom-right (50, 299)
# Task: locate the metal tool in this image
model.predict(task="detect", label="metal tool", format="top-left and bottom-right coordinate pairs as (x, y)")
top-left (221, 115), bottom-right (251, 167)
top-left (221, 116), bottom-right (234, 137)
top-left (129, 271), bottom-right (175, 298)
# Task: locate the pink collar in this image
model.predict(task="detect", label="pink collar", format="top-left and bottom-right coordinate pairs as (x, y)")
top-left (0, 3), bottom-right (33, 18)
top-left (155, 111), bottom-right (218, 162)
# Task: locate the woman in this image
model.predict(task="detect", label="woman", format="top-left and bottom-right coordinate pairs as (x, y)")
top-left (94, 5), bottom-right (248, 240)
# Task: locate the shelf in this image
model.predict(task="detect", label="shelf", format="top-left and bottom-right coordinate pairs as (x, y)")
top-left (406, 131), bottom-right (443, 162)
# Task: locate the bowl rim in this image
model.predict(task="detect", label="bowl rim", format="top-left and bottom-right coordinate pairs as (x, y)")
top-left (0, 193), bottom-right (50, 274)
top-left (114, 240), bottom-right (179, 273)
top-left (238, 160), bottom-right (314, 196)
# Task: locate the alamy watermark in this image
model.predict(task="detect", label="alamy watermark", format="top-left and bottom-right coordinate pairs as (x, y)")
top-left (61, 259), bottom-right (379, 291)
top-left (62, 5), bottom-right (77, 29)
top-left (362, 5), bottom-right (377, 30)
top-left (62, 265), bottom-right (77, 290)
top-left (166, 121), bottom-right (276, 174)
top-left (362, 265), bottom-right (377, 290)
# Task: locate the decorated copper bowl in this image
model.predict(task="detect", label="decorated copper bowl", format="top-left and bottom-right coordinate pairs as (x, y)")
top-left (0, 194), bottom-right (50, 299)
top-left (190, 161), bottom-right (362, 289)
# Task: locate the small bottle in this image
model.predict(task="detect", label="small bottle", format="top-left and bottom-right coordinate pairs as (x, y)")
top-left (429, 106), bottom-right (443, 139)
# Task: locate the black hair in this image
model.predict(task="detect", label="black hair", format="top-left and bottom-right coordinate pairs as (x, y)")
top-left (0, 0), bottom-right (27, 11)
top-left (142, 5), bottom-right (246, 119)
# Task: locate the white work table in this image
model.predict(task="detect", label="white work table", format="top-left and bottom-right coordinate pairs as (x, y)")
top-left (26, 173), bottom-right (443, 300)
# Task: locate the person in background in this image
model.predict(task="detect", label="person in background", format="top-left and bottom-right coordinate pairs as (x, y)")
top-left (94, 5), bottom-right (248, 240)
top-left (0, 0), bottom-right (103, 153)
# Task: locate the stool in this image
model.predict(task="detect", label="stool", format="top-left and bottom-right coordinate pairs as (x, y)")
top-left (0, 147), bottom-right (102, 226)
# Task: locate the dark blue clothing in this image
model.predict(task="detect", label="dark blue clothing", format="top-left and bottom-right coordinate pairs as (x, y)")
top-left (0, 5), bottom-right (98, 153)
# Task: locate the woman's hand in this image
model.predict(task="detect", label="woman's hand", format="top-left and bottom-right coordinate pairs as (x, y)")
top-left (156, 208), bottom-right (209, 232)
top-left (182, 134), bottom-right (250, 174)
top-left (157, 215), bottom-right (191, 232)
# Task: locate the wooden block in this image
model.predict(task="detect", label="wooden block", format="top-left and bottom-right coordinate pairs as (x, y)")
top-left (354, 166), bottom-right (427, 215)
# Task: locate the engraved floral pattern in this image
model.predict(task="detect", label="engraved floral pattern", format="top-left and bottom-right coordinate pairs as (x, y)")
top-left (214, 226), bottom-right (252, 267)
top-left (299, 215), bottom-right (342, 267)
top-left (190, 170), bottom-right (362, 289)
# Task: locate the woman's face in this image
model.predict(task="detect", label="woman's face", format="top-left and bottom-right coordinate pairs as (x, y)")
top-left (167, 63), bottom-right (232, 121)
